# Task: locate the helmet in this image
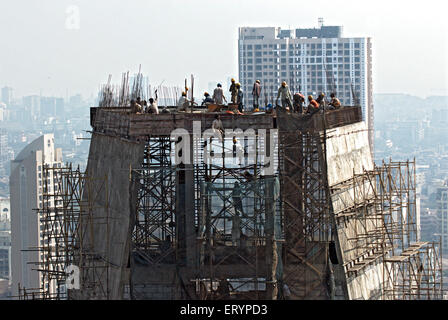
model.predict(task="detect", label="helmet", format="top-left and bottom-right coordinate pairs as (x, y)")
top-left (185, 87), bottom-right (189, 91)
top-left (256, 80), bottom-right (260, 84)
top-left (204, 92), bottom-right (209, 96)
top-left (320, 92), bottom-right (325, 97)
top-left (231, 78), bottom-right (235, 82)
top-left (235, 83), bottom-right (241, 88)
top-left (308, 95), bottom-right (313, 100)
top-left (281, 81), bottom-right (287, 87)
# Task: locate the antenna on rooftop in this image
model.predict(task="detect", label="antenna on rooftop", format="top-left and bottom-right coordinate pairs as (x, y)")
top-left (318, 17), bottom-right (324, 28)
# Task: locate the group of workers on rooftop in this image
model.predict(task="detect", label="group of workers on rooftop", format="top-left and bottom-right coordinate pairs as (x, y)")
top-left (128, 78), bottom-right (342, 115)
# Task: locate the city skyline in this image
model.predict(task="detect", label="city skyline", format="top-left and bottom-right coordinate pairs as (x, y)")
top-left (0, 0), bottom-right (447, 99)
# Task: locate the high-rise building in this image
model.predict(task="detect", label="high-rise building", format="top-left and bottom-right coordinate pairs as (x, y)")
top-left (23, 95), bottom-right (41, 120)
top-left (40, 97), bottom-right (65, 117)
top-left (0, 198), bottom-right (11, 282)
top-left (0, 129), bottom-right (14, 177)
top-left (1, 87), bottom-right (13, 107)
top-left (238, 24), bottom-right (374, 150)
top-left (437, 183), bottom-right (448, 252)
top-left (9, 134), bottom-right (62, 297)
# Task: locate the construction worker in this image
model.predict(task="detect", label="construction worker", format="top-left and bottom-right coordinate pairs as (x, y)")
top-left (147, 89), bottom-right (159, 114)
top-left (229, 78), bottom-right (238, 104)
top-left (276, 81), bottom-right (293, 110)
top-left (130, 99), bottom-right (142, 114)
top-left (252, 80), bottom-right (261, 110)
top-left (236, 82), bottom-right (244, 112)
top-left (328, 93), bottom-right (342, 110)
top-left (177, 91), bottom-right (190, 111)
top-left (316, 92), bottom-right (326, 109)
top-left (212, 114), bottom-right (224, 142)
top-left (232, 181), bottom-right (244, 217)
top-left (213, 83), bottom-right (227, 105)
top-left (201, 92), bottom-right (214, 107)
top-left (307, 95), bottom-right (319, 114)
top-left (293, 92), bottom-right (305, 114)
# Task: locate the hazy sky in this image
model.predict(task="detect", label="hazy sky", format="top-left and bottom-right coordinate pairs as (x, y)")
top-left (0, 0), bottom-right (447, 99)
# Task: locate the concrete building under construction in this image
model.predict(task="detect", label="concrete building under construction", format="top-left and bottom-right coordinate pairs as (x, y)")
top-left (17, 75), bottom-right (443, 300)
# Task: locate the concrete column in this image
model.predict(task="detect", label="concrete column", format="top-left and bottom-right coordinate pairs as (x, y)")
top-left (185, 133), bottom-right (196, 267)
top-left (265, 176), bottom-right (278, 300)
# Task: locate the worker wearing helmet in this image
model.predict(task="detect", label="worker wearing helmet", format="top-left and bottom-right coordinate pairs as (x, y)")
top-left (293, 92), bottom-right (305, 114)
top-left (276, 81), bottom-right (293, 110)
top-left (230, 78), bottom-right (238, 104)
top-left (252, 80), bottom-right (262, 110)
top-left (307, 95), bottom-right (319, 114)
top-left (236, 82), bottom-right (244, 112)
top-left (316, 92), bottom-right (326, 109)
top-left (201, 92), bottom-right (214, 107)
top-left (177, 91), bottom-right (190, 112)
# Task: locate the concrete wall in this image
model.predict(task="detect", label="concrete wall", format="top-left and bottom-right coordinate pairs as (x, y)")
top-left (324, 121), bottom-right (386, 299)
top-left (72, 133), bottom-right (144, 299)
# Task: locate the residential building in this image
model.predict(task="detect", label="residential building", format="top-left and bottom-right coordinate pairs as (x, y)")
top-left (437, 182), bottom-right (448, 251)
top-left (238, 24), bottom-right (374, 150)
top-left (1, 87), bottom-right (13, 107)
top-left (9, 134), bottom-right (62, 297)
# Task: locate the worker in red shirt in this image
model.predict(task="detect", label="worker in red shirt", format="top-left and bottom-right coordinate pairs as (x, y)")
top-left (307, 95), bottom-right (319, 114)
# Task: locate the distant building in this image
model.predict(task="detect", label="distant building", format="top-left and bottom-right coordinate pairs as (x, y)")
top-left (436, 183), bottom-right (448, 251)
top-left (0, 231), bottom-right (11, 281)
top-left (0, 129), bottom-right (14, 177)
top-left (23, 95), bottom-right (41, 120)
top-left (9, 134), bottom-right (62, 297)
top-left (40, 97), bottom-right (65, 117)
top-left (1, 87), bottom-right (13, 107)
top-left (238, 24), bottom-right (374, 150)
top-left (68, 94), bottom-right (83, 107)
top-left (0, 198), bottom-right (11, 282)
top-left (0, 198), bottom-right (10, 229)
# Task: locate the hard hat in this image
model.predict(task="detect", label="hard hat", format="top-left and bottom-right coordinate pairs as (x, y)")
top-left (320, 92), bottom-right (325, 96)
top-left (308, 95), bottom-right (313, 100)
top-left (298, 93), bottom-right (305, 98)
top-left (185, 87), bottom-right (189, 91)
top-left (235, 83), bottom-right (241, 88)
top-left (204, 92), bottom-right (209, 96)
top-left (281, 81), bottom-right (287, 87)
top-left (256, 80), bottom-right (260, 84)
top-left (231, 78), bottom-right (235, 82)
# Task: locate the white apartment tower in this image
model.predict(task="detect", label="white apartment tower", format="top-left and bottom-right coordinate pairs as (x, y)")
top-left (10, 134), bottom-right (62, 297)
top-left (238, 24), bottom-right (374, 150)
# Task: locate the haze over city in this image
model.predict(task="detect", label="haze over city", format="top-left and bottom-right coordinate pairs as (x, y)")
top-left (0, 0), bottom-right (447, 98)
top-left (1, 0), bottom-right (448, 306)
